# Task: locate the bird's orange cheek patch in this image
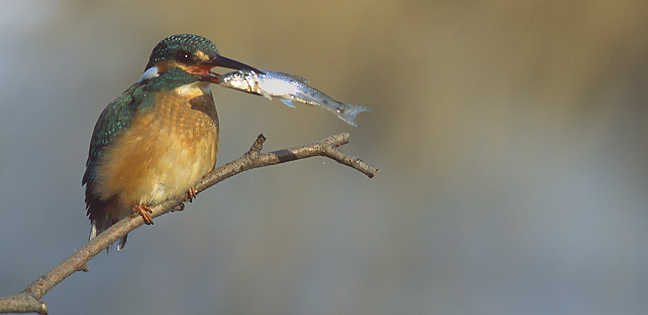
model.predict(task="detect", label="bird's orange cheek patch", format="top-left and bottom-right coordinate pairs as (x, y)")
top-left (186, 64), bottom-right (214, 76)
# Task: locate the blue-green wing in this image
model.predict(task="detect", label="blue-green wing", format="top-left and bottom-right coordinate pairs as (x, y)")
top-left (83, 82), bottom-right (151, 247)
top-left (82, 68), bottom-right (190, 189)
top-left (82, 78), bottom-right (162, 247)
top-left (82, 84), bottom-right (141, 187)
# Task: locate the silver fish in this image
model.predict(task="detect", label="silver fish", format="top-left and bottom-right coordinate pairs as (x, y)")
top-left (219, 69), bottom-right (369, 126)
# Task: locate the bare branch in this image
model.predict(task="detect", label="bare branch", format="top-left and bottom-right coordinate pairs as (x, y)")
top-left (0, 294), bottom-right (47, 315)
top-left (0, 133), bottom-right (378, 314)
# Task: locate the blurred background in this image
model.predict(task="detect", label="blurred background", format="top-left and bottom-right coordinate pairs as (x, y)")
top-left (1, 1), bottom-right (647, 314)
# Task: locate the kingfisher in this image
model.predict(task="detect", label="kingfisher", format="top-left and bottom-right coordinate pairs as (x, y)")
top-left (83, 34), bottom-right (260, 250)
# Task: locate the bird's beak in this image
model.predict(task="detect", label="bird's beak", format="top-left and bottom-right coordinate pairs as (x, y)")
top-left (209, 55), bottom-right (262, 73)
top-left (199, 55), bottom-right (263, 83)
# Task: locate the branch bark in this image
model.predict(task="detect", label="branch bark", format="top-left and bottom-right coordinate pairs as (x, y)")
top-left (0, 133), bottom-right (378, 314)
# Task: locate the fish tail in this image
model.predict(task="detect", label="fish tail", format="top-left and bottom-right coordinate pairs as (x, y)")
top-left (339, 104), bottom-right (370, 127)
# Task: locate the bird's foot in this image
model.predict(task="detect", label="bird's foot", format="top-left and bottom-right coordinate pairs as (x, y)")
top-left (186, 187), bottom-right (198, 202)
top-left (133, 204), bottom-right (154, 225)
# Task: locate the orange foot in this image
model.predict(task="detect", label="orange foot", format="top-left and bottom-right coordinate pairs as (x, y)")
top-left (186, 187), bottom-right (198, 202)
top-left (134, 204), bottom-right (154, 225)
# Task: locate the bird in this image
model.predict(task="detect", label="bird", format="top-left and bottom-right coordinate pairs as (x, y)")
top-left (82, 34), bottom-right (260, 250)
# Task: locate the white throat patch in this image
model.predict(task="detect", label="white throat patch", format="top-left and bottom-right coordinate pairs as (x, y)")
top-left (174, 81), bottom-right (209, 97)
top-left (138, 66), bottom-right (159, 83)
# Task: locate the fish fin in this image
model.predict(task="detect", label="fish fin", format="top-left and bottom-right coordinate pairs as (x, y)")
top-left (338, 104), bottom-right (370, 127)
top-left (280, 99), bottom-right (297, 108)
top-left (276, 71), bottom-right (309, 83)
top-left (259, 89), bottom-right (273, 101)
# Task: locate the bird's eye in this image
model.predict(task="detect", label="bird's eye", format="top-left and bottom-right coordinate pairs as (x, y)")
top-left (177, 50), bottom-right (193, 63)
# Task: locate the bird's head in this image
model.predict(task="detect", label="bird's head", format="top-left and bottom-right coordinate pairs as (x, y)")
top-left (139, 33), bottom-right (260, 84)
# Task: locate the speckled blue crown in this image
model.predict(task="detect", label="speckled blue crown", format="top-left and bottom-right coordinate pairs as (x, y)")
top-left (146, 34), bottom-right (219, 69)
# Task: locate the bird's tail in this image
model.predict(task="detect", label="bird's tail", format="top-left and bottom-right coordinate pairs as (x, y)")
top-left (89, 220), bottom-right (128, 252)
top-left (87, 196), bottom-right (128, 252)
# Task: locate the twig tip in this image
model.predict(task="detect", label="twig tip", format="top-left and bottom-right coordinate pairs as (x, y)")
top-left (248, 134), bottom-right (266, 155)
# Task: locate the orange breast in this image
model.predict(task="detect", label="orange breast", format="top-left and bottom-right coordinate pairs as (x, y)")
top-left (94, 88), bottom-right (219, 211)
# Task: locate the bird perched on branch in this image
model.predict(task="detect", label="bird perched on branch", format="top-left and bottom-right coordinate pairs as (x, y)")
top-left (82, 34), bottom-right (260, 250)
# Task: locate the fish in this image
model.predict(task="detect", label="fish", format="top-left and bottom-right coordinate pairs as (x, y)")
top-left (218, 69), bottom-right (370, 126)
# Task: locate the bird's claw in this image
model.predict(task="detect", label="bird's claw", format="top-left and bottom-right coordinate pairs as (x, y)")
top-left (186, 187), bottom-right (198, 202)
top-left (134, 204), bottom-right (154, 225)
